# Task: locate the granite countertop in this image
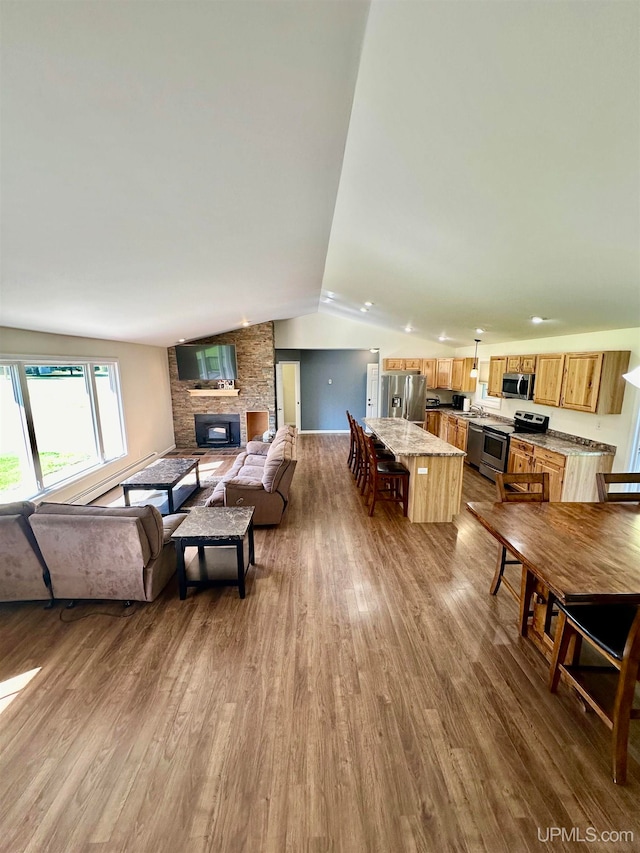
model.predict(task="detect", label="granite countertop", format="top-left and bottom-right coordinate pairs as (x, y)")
top-left (364, 417), bottom-right (465, 457)
top-left (430, 410), bottom-right (615, 457)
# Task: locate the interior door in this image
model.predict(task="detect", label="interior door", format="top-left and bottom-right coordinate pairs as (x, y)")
top-left (275, 362), bottom-right (301, 430)
top-left (366, 364), bottom-right (379, 418)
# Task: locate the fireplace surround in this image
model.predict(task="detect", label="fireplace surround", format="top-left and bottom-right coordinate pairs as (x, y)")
top-left (194, 414), bottom-right (241, 449)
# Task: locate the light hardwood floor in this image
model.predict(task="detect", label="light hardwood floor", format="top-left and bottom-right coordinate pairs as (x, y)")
top-left (0, 435), bottom-right (638, 852)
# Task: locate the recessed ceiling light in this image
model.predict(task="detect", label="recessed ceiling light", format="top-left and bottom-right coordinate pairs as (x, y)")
top-left (475, 328), bottom-right (485, 334)
top-left (364, 301), bottom-right (374, 307)
top-left (326, 291), bottom-right (335, 298)
top-left (531, 316), bottom-right (546, 324)
top-left (438, 335), bottom-right (448, 341)
top-left (404, 325), bottom-right (413, 333)
top-left (360, 307), bottom-right (369, 313)
top-left (369, 348), bottom-right (379, 353)
top-left (322, 297), bottom-right (334, 303)
top-left (178, 338), bottom-right (186, 343)
top-left (241, 320), bottom-right (250, 327)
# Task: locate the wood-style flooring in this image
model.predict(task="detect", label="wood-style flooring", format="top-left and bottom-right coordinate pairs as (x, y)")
top-left (0, 434), bottom-right (638, 852)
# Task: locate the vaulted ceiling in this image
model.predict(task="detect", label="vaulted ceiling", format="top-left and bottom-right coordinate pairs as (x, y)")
top-left (1, 1), bottom-right (638, 348)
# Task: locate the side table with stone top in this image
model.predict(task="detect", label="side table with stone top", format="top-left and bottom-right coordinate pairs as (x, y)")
top-left (171, 506), bottom-right (255, 599)
top-left (120, 458), bottom-right (200, 515)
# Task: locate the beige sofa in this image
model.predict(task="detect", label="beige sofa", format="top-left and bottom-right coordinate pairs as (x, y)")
top-left (29, 503), bottom-right (186, 602)
top-left (0, 501), bottom-right (52, 602)
top-left (205, 424), bottom-right (297, 525)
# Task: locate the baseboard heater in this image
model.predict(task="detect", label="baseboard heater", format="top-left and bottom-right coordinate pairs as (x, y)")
top-left (65, 452), bottom-right (160, 504)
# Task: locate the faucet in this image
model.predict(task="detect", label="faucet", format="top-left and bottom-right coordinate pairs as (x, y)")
top-left (469, 404), bottom-right (485, 416)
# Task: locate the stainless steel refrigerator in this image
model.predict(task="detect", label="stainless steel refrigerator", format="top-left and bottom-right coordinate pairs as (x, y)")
top-left (380, 372), bottom-right (427, 421)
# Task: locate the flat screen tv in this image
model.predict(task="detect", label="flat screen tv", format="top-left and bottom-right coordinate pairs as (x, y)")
top-left (175, 344), bottom-right (238, 381)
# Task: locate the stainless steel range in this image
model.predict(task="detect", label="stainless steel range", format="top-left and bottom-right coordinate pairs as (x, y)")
top-left (479, 410), bottom-right (549, 482)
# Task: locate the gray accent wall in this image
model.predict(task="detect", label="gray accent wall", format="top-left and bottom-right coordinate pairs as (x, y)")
top-left (275, 349), bottom-right (379, 431)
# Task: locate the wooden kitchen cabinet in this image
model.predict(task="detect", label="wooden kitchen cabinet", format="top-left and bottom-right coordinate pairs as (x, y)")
top-left (382, 358), bottom-right (405, 371)
top-left (561, 351), bottom-right (630, 414)
top-left (421, 358), bottom-right (437, 388)
top-left (442, 413), bottom-right (468, 451)
top-left (438, 412), bottom-right (450, 441)
top-left (532, 447), bottom-right (565, 503)
top-left (506, 354), bottom-right (537, 374)
top-left (404, 358), bottom-right (422, 370)
top-left (424, 411), bottom-right (440, 436)
top-left (487, 357), bottom-right (507, 397)
top-left (436, 358), bottom-right (453, 389)
top-left (507, 437), bottom-right (535, 487)
top-left (533, 354), bottom-right (565, 407)
top-left (451, 358), bottom-right (478, 393)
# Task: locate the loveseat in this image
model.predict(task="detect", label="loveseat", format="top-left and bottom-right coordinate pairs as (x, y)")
top-left (0, 501), bottom-right (52, 602)
top-left (29, 503), bottom-right (186, 602)
top-left (205, 424), bottom-right (297, 525)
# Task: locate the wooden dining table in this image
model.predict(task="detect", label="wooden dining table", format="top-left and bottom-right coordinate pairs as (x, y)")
top-left (466, 501), bottom-right (640, 656)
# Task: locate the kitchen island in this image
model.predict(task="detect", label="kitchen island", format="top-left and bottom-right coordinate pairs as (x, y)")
top-left (364, 417), bottom-right (465, 523)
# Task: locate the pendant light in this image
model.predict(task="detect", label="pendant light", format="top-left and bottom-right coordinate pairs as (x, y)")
top-left (469, 338), bottom-right (480, 378)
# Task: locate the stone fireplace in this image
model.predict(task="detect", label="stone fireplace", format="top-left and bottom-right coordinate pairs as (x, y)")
top-left (194, 414), bottom-right (241, 448)
top-left (169, 321), bottom-right (276, 448)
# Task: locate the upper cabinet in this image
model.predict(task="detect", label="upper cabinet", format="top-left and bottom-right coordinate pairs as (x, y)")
top-left (561, 351), bottom-right (630, 414)
top-left (506, 354), bottom-right (537, 374)
top-left (382, 358), bottom-right (405, 371)
top-left (421, 358), bottom-right (437, 388)
top-left (436, 358), bottom-right (453, 389)
top-left (403, 358), bottom-right (422, 370)
top-left (533, 354), bottom-right (565, 407)
top-left (487, 356), bottom-right (507, 397)
top-left (532, 351), bottom-right (629, 414)
top-left (382, 357), bottom-right (423, 371)
top-left (451, 358), bottom-right (477, 393)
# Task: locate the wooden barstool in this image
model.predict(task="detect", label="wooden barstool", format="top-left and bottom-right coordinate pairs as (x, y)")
top-left (346, 411), bottom-right (358, 473)
top-left (363, 433), bottom-right (409, 517)
top-left (354, 423), bottom-right (393, 495)
top-left (490, 472), bottom-right (550, 599)
top-left (549, 603), bottom-right (640, 784)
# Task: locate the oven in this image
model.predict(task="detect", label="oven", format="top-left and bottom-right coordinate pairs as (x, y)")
top-left (479, 425), bottom-right (512, 482)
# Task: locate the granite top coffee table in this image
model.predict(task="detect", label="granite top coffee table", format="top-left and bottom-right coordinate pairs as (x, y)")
top-left (171, 506), bottom-right (255, 599)
top-left (121, 458), bottom-right (200, 515)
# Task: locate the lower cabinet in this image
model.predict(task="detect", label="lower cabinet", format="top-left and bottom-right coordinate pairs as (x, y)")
top-left (440, 413), bottom-right (468, 451)
top-left (424, 411), bottom-right (440, 436)
top-left (506, 439), bottom-right (613, 502)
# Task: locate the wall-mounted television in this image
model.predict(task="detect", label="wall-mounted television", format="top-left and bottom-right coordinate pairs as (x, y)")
top-left (175, 344), bottom-right (238, 381)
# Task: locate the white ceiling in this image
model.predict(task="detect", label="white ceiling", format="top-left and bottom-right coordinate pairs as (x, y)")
top-left (1, 1), bottom-right (638, 349)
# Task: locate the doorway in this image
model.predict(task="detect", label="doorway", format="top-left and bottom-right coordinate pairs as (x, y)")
top-left (275, 361), bottom-right (301, 430)
top-left (366, 363), bottom-right (379, 418)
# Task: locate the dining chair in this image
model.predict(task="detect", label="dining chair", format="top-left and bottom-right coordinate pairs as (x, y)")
top-left (490, 472), bottom-right (550, 599)
top-left (363, 433), bottom-right (409, 517)
top-left (596, 472), bottom-right (640, 503)
top-left (354, 423), bottom-right (393, 495)
top-left (549, 603), bottom-right (640, 784)
top-left (346, 411), bottom-right (358, 473)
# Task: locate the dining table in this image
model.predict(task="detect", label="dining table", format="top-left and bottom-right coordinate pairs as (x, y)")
top-left (466, 500), bottom-right (640, 656)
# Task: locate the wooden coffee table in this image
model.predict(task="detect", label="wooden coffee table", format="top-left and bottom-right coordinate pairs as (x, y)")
top-left (171, 506), bottom-right (255, 599)
top-left (121, 458), bottom-right (200, 515)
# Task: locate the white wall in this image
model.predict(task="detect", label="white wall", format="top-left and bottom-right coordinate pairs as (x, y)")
top-left (275, 312), bottom-right (456, 358)
top-left (0, 326), bottom-right (175, 503)
top-left (456, 327), bottom-right (640, 470)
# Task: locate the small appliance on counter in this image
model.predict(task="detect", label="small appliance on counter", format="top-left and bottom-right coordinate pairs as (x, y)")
top-left (425, 396), bottom-right (441, 409)
top-left (451, 394), bottom-right (466, 410)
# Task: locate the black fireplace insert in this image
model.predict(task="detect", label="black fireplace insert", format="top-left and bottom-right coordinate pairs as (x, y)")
top-left (194, 414), bottom-right (241, 449)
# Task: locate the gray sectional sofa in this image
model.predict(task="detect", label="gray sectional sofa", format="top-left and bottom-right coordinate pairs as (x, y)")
top-left (27, 503), bottom-right (186, 603)
top-left (0, 501), bottom-right (52, 602)
top-left (205, 424), bottom-right (297, 525)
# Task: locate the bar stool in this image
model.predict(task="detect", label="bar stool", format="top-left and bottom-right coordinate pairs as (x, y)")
top-left (549, 603), bottom-right (640, 784)
top-left (354, 423), bottom-right (393, 496)
top-left (363, 433), bottom-right (409, 517)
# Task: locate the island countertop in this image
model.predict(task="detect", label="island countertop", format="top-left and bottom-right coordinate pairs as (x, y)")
top-left (364, 417), bottom-right (465, 458)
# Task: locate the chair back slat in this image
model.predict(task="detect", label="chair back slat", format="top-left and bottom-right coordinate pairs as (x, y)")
top-left (496, 472), bottom-right (550, 503)
top-left (596, 472), bottom-right (640, 503)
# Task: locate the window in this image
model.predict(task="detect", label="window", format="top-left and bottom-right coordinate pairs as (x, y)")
top-left (0, 360), bottom-right (126, 501)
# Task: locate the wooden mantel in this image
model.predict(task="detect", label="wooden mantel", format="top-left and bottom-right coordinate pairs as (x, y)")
top-left (187, 389), bottom-right (240, 397)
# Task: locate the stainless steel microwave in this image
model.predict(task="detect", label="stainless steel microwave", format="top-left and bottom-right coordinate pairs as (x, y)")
top-left (501, 372), bottom-right (535, 400)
